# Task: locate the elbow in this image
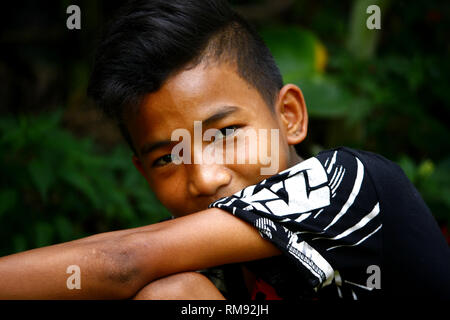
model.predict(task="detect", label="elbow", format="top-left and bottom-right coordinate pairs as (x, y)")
top-left (99, 228), bottom-right (169, 299)
top-left (96, 234), bottom-right (147, 299)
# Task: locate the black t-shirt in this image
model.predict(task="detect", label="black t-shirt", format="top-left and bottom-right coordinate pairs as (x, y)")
top-left (209, 147), bottom-right (450, 299)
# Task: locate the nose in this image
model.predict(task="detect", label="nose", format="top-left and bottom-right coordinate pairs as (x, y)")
top-left (187, 163), bottom-right (232, 197)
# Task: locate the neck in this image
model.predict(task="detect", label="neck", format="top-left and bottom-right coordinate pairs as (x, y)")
top-left (288, 146), bottom-right (303, 168)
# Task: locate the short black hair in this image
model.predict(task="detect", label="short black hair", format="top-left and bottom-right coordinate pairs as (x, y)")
top-left (88, 0), bottom-right (283, 153)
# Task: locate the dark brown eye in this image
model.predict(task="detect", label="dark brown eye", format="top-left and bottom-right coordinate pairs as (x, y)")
top-left (152, 154), bottom-right (179, 167)
top-left (214, 125), bottom-right (241, 141)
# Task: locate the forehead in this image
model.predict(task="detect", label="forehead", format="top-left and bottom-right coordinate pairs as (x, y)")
top-left (127, 62), bottom-right (270, 148)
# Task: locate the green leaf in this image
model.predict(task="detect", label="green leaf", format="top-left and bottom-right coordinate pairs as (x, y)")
top-left (347, 0), bottom-right (389, 60)
top-left (418, 160), bottom-right (434, 179)
top-left (60, 169), bottom-right (100, 208)
top-left (12, 234), bottom-right (28, 253)
top-left (260, 25), bottom-right (318, 82)
top-left (26, 111), bottom-right (62, 144)
top-left (0, 189), bottom-right (18, 218)
top-left (28, 158), bottom-right (55, 201)
top-left (295, 77), bottom-right (353, 118)
top-left (34, 221), bottom-right (54, 248)
top-left (397, 156), bottom-right (417, 184)
top-left (54, 215), bottom-right (74, 242)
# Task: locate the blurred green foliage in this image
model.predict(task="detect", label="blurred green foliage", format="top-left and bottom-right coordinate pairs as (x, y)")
top-left (256, 0), bottom-right (449, 231)
top-left (0, 112), bottom-right (170, 255)
top-left (262, 30), bottom-right (450, 226)
top-left (0, 0), bottom-right (449, 255)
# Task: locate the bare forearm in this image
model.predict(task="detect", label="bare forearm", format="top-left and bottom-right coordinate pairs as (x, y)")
top-left (129, 208), bottom-right (281, 281)
top-left (0, 216), bottom-right (172, 299)
top-left (0, 208), bottom-right (280, 299)
top-left (0, 233), bottom-right (142, 299)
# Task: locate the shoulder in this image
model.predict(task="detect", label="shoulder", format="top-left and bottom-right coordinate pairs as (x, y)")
top-left (316, 146), bottom-right (403, 178)
top-left (315, 147), bottom-right (414, 202)
top-left (315, 147), bottom-right (431, 217)
top-left (316, 147), bottom-right (450, 297)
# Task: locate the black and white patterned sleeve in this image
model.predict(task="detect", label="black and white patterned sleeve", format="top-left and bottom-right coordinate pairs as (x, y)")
top-left (209, 147), bottom-right (382, 293)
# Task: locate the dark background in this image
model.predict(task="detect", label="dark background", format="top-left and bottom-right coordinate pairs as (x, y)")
top-left (1, 0), bottom-right (449, 255)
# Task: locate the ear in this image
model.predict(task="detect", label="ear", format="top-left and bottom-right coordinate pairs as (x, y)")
top-left (275, 84), bottom-right (308, 145)
top-left (132, 155), bottom-right (148, 179)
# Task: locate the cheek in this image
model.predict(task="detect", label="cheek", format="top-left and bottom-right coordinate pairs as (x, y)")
top-left (231, 128), bottom-right (287, 176)
top-left (222, 128), bottom-right (271, 166)
top-left (149, 174), bottom-right (186, 213)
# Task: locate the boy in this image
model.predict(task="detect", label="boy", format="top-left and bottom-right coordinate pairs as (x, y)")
top-left (0, 0), bottom-right (449, 300)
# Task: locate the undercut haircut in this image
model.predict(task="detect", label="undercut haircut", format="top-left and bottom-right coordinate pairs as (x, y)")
top-left (88, 0), bottom-right (284, 153)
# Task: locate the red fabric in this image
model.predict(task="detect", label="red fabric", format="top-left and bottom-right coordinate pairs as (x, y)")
top-left (250, 278), bottom-right (282, 300)
top-left (441, 224), bottom-right (450, 246)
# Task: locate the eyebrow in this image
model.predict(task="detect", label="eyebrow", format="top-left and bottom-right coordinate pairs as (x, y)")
top-left (139, 105), bottom-right (240, 156)
top-left (139, 140), bottom-right (173, 156)
top-left (202, 105), bottom-right (240, 127)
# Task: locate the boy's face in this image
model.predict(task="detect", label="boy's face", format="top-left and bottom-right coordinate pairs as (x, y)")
top-left (127, 62), bottom-right (306, 217)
